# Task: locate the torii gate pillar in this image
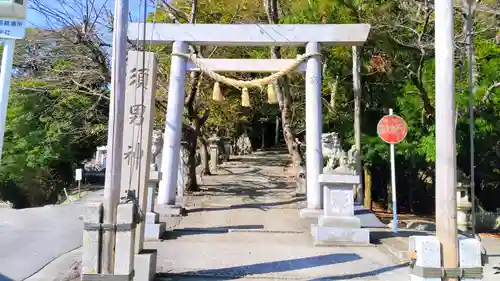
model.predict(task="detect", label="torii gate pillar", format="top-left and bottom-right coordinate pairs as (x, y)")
top-left (304, 42), bottom-right (323, 210)
top-left (128, 23), bottom-right (371, 214)
top-left (157, 41), bottom-right (188, 205)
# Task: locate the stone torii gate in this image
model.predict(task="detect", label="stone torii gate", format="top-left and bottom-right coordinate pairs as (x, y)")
top-left (127, 23), bottom-right (371, 215)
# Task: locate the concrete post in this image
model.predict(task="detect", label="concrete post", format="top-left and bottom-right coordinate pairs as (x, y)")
top-left (435, 0), bottom-right (459, 276)
top-left (81, 202), bottom-right (103, 277)
top-left (304, 42), bottom-right (323, 210)
top-left (158, 41), bottom-right (188, 205)
top-left (113, 204), bottom-right (136, 278)
top-left (459, 238), bottom-right (483, 281)
top-left (409, 236), bottom-right (441, 281)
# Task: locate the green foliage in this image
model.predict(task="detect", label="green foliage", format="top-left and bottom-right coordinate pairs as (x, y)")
top-left (0, 29), bottom-right (109, 207)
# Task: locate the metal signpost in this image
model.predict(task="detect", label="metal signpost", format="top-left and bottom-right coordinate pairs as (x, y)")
top-left (377, 108), bottom-right (408, 233)
top-left (0, 0), bottom-right (28, 163)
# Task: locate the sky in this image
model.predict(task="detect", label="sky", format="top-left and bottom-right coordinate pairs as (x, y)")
top-left (26, 0), bottom-right (155, 29)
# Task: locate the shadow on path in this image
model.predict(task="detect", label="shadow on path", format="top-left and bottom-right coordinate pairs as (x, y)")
top-left (310, 263), bottom-right (408, 280)
top-left (158, 253), bottom-right (361, 279)
top-left (163, 225), bottom-right (265, 239)
top-left (0, 274), bottom-right (14, 281)
top-left (187, 197), bottom-right (305, 213)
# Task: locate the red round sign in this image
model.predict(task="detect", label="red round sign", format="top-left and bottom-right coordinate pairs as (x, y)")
top-left (377, 115), bottom-right (408, 144)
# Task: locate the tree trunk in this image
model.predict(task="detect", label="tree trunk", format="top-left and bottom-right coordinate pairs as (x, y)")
top-left (199, 136), bottom-right (211, 175)
top-left (183, 0), bottom-right (200, 193)
top-left (363, 167), bottom-right (372, 210)
top-left (280, 77), bottom-right (304, 169)
top-left (186, 119), bottom-right (201, 192)
top-left (265, 0), bottom-right (304, 169)
top-left (329, 75), bottom-right (338, 109)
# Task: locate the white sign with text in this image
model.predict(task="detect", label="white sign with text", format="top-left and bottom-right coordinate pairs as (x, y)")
top-left (0, 18), bottom-right (25, 39)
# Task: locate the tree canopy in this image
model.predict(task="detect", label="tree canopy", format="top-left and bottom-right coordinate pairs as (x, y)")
top-left (1, 0), bottom-right (499, 213)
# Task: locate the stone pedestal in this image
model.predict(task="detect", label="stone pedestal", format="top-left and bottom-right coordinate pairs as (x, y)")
top-left (311, 173), bottom-right (370, 245)
top-left (144, 171), bottom-right (166, 240)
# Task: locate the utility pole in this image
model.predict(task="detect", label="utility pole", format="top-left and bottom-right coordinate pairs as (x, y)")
top-left (0, 1), bottom-right (28, 162)
top-left (465, 0), bottom-right (477, 237)
top-left (0, 39), bottom-right (15, 162)
top-left (435, 0), bottom-right (458, 280)
top-left (101, 0), bottom-right (129, 273)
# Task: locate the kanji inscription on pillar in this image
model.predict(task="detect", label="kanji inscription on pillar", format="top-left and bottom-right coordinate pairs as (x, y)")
top-left (120, 51), bottom-right (158, 252)
top-left (120, 51), bottom-right (157, 196)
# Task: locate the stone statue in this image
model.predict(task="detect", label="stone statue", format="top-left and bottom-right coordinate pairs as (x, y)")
top-left (150, 130), bottom-right (163, 171)
top-left (321, 132), bottom-right (342, 157)
top-left (322, 132), bottom-right (343, 171)
top-left (295, 166), bottom-right (306, 194)
top-left (347, 145), bottom-right (363, 203)
top-left (347, 145), bottom-right (360, 173)
top-left (333, 151), bottom-right (356, 175)
top-left (324, 153), bottom-right (339, 172)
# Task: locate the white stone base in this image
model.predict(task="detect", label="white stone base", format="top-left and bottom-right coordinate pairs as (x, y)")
top-left (145, 222), bottom-right (166, 240)
top-left (311, 224), bottom-right (370, 245)
top-left (156, 204), bottom-right (184, 217)
top-left (318, 215), bottom-right (361, 228)
top-left (134, 250), bottom-right (157, 281)
top-left (145, 212), bottom-right (159, 224)
top-left (144, 211), bottom-right (165, 240)
top-left (299, 208), bottom-right (323, 218)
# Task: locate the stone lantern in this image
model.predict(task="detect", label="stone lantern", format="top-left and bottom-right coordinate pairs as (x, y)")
top-left (457, 170), bottom-right (472, 231)
top-left (208, 134), bottom-right (221, 170)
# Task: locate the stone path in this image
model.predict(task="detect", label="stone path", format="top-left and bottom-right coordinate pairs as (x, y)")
top-left (149, 151), bottom-right (408, 280)
top-left (0, 188), bottom-right (104, 281)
